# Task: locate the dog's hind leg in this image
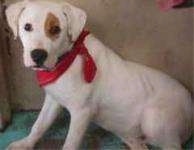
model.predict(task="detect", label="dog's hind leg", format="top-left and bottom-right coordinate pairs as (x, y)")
top-left (140, 99), bottom-right (187, 150)
top-left (162, 143), bottom-right (182, 150)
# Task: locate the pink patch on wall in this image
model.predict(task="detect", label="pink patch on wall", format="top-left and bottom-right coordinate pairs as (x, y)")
top-left (157, 0), bottom-right (186, 10)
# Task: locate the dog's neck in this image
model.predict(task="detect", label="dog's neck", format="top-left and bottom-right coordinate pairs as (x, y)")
top-left (36, 30), bottom-right (97, 87)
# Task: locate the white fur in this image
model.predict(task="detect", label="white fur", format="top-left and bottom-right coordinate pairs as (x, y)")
top-left (6, 1), bottom-right (193, 150)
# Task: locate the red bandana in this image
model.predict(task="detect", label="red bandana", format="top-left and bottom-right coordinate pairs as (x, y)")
top-left (36, 30), bottom-right (97, 87)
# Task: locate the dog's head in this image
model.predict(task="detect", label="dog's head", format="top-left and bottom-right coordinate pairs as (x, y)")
top-left (6, 0), bottom-right (87, 70)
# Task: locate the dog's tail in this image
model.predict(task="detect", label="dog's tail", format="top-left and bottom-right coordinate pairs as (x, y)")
top-left (0, 113), bottom-right (6, 132)
top-left (0, 109), bottom-right (11, 132)
top-left (0, 113), bottom-right (3, 131)
top-left (190, 92), bottom-right (194, 133)
top-left (192, 99), bottom-right (194, 132)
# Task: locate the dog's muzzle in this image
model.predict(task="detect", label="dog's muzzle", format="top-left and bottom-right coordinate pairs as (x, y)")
top-left (31, 49), bottom-right (48, 67)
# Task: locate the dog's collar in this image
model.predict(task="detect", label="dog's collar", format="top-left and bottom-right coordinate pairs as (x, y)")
top-left (36, 30), bottom-right (97, 87)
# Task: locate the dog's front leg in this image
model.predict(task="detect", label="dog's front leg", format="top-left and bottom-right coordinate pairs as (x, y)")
top-left (7, 94), bottom-right (62, 150)
top-left (63, 107), bottom-right (92, 150)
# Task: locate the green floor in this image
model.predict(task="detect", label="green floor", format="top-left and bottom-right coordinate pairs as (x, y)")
top-left (0, 111), bottom-right (193, 150)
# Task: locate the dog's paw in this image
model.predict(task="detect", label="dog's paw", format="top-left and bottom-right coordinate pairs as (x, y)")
top-left (7, 138), bottom-right (34, 150)
top-left (62, 145), bottom-right (77, 150)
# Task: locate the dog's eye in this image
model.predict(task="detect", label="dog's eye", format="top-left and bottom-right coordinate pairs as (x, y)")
top-left (24, 23), bottom-right (33, 32)
top-left (50, 26), bottom-right (61, 35)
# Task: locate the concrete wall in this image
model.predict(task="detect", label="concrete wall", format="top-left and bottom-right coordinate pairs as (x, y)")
top-left (4, 0), bottom-right (194, 110)
top-left (0, 1), bottom-right (11, 128)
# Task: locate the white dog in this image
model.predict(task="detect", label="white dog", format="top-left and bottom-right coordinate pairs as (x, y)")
top-left (6, 0), bottom-right (193, 150)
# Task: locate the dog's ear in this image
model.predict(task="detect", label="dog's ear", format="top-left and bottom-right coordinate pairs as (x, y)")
top-left (5, 1), bottom-right (28, 39)
top-left (62, 2), bottom-right (87, 42)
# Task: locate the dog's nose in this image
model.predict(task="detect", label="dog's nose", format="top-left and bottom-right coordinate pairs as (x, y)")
top-left (31, 49), bottom-right (48, 66)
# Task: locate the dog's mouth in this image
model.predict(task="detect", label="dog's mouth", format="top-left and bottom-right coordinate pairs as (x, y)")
top-left (31, 65), bottom-right (51, 71)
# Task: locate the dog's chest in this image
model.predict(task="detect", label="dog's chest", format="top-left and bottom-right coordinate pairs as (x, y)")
top-left (44, 56), bottom-right (92, 109)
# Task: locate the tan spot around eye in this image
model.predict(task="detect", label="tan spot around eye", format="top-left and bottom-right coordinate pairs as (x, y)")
top-left (44, 12), bottom-right (60, 41)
